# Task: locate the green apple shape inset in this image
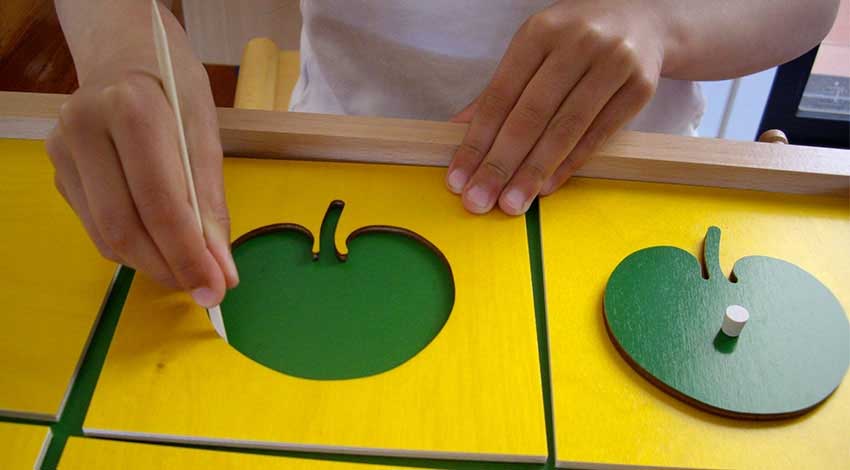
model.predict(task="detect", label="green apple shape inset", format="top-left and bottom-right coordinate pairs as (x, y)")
top-left (220, 201), bottom-right (454, 380)
top-left (604, 227), bottom-right (849, 419)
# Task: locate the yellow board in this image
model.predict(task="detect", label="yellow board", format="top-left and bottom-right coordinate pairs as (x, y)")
top-left (541, 178), bottom-right (850, 469)
top-left (59, 436), bottom-right (431, 469)
top-left (84, 157), bottom-right (547, 462)
top-left (0, 422), bottom-right (51, 470)
top-left (0, 139), bottom-right (117, 420)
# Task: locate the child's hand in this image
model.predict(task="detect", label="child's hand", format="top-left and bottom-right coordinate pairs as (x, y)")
top-left (447, 0), bottom-right (665, 215)
top-left (49, 2), bottom-right (238, 307)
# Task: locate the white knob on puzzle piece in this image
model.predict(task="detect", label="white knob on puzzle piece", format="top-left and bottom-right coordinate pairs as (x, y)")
top-left (722, 304), bottom-right (749, 337)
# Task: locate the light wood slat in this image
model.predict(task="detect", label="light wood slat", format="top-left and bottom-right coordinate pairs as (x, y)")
top-left (1, 91), bottom-right (848, 196)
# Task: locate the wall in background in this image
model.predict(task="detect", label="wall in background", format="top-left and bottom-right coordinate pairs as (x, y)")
top-left (697, 68), bottom-right (778, 141)
top-left (181, 0), bottom-right (301, 65)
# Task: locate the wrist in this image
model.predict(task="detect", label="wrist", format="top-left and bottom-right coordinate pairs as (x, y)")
top-left (645, 2), bottom-right (690, 77)
top-left (57, 0), bottom-right (187, 84)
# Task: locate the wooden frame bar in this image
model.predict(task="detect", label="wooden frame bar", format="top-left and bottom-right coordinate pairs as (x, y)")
top-left (2, 91), bottom-right (848, 196)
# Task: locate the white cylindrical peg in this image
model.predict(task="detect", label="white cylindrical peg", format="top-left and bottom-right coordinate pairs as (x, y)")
top-left (722, 304), bottom-right (749, 337)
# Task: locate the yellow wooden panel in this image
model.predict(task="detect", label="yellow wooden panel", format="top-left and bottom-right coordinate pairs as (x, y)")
top-left (541, 178), bottom-right (850, 469)
top-left (84, 157), bottom-right (546, 462)
top-left (0, 422), bottom-right (51, 470)
top-left (0, 139), bottom-right (117, 420)
top-left (59, 436), bottom-right (430, 469)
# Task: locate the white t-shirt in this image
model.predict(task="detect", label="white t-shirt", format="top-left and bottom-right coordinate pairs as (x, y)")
top-left (290, 0), bottom-right (704, 136)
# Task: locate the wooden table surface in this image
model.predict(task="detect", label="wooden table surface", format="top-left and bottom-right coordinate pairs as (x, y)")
top-left (0, 0), bottom-right (238, 106)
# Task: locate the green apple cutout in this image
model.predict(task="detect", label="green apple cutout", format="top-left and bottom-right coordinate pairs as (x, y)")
top-left (604, 227), bottom-right (849, 419)
top-left (220, 201), bottom-right (454, 380)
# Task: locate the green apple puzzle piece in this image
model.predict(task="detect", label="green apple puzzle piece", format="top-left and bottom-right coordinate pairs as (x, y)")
top-left (604, 226), bottom-right (849, 419)
top-left (220, 201), bottom-right (454, 380)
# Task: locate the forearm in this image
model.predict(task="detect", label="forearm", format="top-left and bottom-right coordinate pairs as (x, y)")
top-left (55, 0), bottom-right (184, 83)
top-left (659, 0), bottom-right (840, 80)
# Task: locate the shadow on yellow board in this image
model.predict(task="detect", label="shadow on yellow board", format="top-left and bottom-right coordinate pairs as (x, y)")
top-left (58, 437), bottom-right (430, 469)
top-left (0, 139), bottom-right (117, 420)
top-left (541, 178), bottom-right (850, 469)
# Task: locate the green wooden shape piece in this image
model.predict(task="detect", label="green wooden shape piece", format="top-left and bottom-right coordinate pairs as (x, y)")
top-left (604, 226), bottom-right (849, 419)
top-left (220, 202), bottom-right (454, 380)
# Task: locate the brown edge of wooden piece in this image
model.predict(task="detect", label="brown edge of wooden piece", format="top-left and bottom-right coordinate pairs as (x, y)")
top-left (1, 91), bottom-right (849, 196)
top-left (229, 200), bottom-right (455, 284)
top-left (599, 228), bottom-right (837, 420)
top-left (600, 295), bottom-right (834, 421)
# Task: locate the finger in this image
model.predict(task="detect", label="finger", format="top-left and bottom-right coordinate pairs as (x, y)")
top-left (541, 74), bottom-right (656, 195)
top-left (101, 80), bottom-right (227, 306)
top-left (462, 50), bottom-right (591, 215)
top-left (46, 127), bottom-right (123, 265)
top-left (449, 98), bottom-right (478, 123)
top-left (181, 74), bottom-right (239, 289)
top-left (57, 98), bottom-right (184, 291)
top-left (54, 161), bottom-right (181, 291)
top-left (446, 25), bottom-right (547, 195)
top-left (500, 46), bottom-right (635, 212)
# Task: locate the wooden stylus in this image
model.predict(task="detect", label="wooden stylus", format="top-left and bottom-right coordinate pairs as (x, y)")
top-left (151, 0), bottom-right (227, 340)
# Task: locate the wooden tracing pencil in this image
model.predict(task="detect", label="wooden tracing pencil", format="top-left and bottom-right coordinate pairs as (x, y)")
top-left (151, 0), bottom-right (227, 340)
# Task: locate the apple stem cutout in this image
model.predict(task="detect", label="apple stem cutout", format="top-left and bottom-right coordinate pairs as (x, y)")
top-left (604, 226), bottom-right (849, 419)
top-left (218, 201), bottom-right (455, 380)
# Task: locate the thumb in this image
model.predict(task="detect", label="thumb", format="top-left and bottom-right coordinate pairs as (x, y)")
top-left (450, 97), bottom-right (479, 123)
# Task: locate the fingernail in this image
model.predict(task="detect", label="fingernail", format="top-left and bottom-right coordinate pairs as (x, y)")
top-left (205, 220), bottom-right (240, 289)
top-left (447, 169), bottom-right (468, 193)
top-left (503, 188), bottom-right (529, 214)
top-left (226, 252), bottom-right (240, 288)
top-left (541, 179), bottom-right (557, 195)
top-left (192, 287), bottom-right (218, 308)
top-left (466, 185), bottom-right (492, 212)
